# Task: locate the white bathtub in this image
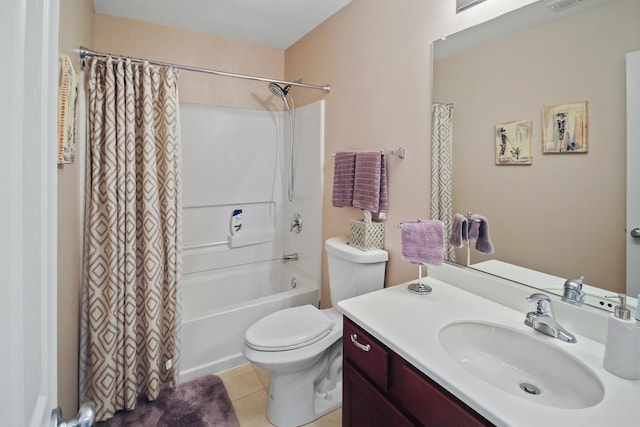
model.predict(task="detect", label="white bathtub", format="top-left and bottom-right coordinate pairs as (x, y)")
top-left (179, 261), bottom-right (320, 383)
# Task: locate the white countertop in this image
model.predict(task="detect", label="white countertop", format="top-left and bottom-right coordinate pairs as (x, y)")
top-left (337, 276), bottom-right (640, 427)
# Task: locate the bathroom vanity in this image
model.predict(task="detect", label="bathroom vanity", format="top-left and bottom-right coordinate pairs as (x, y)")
top-left (337, 263), bottom-right (640, 427)
top-left (343, 317), bottom-right (491, 426)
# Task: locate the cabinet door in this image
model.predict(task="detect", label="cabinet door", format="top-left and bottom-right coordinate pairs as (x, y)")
top-left (344, 361), bottom-right (414, 427)
top-left (390, 356), bottom-right (493, 427)
top-left (344, 317), bottom-right (390, 391)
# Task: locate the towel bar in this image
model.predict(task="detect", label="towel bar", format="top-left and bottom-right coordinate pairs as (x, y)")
top-left (398, 218), bottom-right (423, 228)
top-left (330, 148), bottom-right (405, 158)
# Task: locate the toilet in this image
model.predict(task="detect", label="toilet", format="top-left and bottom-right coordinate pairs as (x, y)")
top-left (242, 236), bottom-right (388, 427)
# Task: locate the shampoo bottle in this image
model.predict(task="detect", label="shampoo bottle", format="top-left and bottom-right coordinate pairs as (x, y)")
top-left (603, 294), bottom-right (640, 379)
top-left (230, 209), bottom-right (243, 235)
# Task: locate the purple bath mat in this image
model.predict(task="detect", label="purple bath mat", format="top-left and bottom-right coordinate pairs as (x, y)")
top-left (96, 375), bottom-right (239, 427)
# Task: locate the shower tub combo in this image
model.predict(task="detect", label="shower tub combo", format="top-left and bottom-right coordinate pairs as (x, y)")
top-left (178, 101), bottom-right (324, 383)
top-left (179, 260), bottom-right (319, 383)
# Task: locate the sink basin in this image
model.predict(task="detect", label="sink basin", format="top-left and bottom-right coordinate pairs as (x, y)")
top-left (439, 321), bottom-right (604, 409)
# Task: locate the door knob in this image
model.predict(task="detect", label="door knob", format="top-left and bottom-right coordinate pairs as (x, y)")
top-left (631, 228), bottom-right (640, 239)
top-left (52, 403), bottom-right (95, 427)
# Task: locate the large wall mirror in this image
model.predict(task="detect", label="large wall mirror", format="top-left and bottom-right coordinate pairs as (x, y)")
top-left (432, 0), bottom-right (640, 312)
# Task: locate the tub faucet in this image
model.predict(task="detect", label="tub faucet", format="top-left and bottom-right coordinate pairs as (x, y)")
top-left (525, 293), bottom-right (577, 343)
top-left (282, 253), bottom-right (299, 262)
top-left (290, 213), bottom-right (302, 234)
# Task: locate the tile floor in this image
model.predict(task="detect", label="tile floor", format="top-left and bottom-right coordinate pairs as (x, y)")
top-left (218, 363), bottom-right (342, 427)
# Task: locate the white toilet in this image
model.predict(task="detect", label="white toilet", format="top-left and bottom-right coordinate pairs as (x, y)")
top-left (242, 236), bottom-right (388, 427)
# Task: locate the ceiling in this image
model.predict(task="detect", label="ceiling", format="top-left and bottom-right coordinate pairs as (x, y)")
top-left (92, 0), bottom-right (352, 50)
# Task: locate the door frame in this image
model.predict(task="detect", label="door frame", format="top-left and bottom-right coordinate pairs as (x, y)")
top-left (627, 51), bottom-right (640, 299)
top-left (0, 0), bottom-right (60, 426)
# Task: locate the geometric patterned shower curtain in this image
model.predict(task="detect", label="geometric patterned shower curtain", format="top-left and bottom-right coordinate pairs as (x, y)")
top-left (430, 103), bottom-right (455, 262)
top-left (79, 57), bottom-right (182, 422)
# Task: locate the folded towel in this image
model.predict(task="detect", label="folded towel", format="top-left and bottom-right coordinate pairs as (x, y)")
top-left (471, 214), bottom-right (494, 254)
top-left (332, 151), bottom-right (356, 207)
top-left (449, 213), bottom-right (467, 247)
top-left (401, 220), bottom-right (445, 266)
top-left (353, 151), bottom-right (388, 213)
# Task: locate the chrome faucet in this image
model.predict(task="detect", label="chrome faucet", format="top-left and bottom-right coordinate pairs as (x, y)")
top-left (562, 276), bottom-right (586, 303)
top-left (525, 293), bottom-right (577, 343)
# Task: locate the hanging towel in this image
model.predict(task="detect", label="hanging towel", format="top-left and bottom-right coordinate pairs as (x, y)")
top-left (449, 213), bottom-right (467, 248)
top-left (401, 220), bottom-right (445, 266)
top-left (58, 53), bottom-right (78, 164)
top-left (467, 219), bottom-right (480, 242)
top-left (449, 213), bottom-right (495, 253)
top-left (353, 151), bottom-right (388, 213)
top-left (332, 151), bottom-right (356, 207)
top-left (379, 154), bottom-right (389, 213)
top-left (471, 214), bottom-right (494, 254)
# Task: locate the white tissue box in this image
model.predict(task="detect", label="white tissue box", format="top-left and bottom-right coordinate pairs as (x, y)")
top-left (349, 220), bottom-right (384, 251)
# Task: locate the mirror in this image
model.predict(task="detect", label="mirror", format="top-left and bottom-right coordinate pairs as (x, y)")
top-left (432, 0), bottom-right (640, 312)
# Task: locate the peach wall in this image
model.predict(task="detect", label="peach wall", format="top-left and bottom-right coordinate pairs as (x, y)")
top-left (286, 0), bottom-right (538, 306)
top-left (57, 0), bottom-right (95, 417)
top-left (94, 14), bottom-right (285, 109)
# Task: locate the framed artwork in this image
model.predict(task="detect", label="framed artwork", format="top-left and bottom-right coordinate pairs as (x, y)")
top-left (542, 101), bottom-right (588, 153)
top-left (495, 120), bottom-right (533, 165)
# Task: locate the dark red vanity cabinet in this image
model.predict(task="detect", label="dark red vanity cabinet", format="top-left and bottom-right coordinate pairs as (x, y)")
top-left (343, 362), bottom-right (415, 427)
top-left (343, 317), bottom-right (494, 427)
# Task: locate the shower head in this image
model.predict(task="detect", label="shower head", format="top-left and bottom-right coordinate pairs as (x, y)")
top-left (268, 82), bottom-right (290, 97)
top-left (268, 82), bottom-right (291, 111)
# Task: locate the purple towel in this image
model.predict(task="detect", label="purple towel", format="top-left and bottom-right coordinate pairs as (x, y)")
top-left (352, 151), bottom-right (388, 213)
top-left (448, 213), bottom-right (494, 254)
top-left (467, 220), bottom-right (480, 241)
top-left (401, 220), bottom-right (445, 266)
top-left (332, 151), bottom-right (356, 207)
top-left (471, 214), bottom-right (494, 254)
top-left (449, 213), bottom-right (466, 247)
top-left (379, 154), bottom-right (389, 213)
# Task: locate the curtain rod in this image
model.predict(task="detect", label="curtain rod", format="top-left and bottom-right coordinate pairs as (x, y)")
top-left (79, 46), bottom-right (331, 93)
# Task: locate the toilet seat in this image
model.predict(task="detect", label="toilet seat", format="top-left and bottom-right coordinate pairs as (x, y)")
top-left (245, 304), bottom-right (335, 351)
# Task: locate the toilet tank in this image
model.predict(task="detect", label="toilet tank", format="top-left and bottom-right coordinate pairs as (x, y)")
top-left (325, 236), bottom-right (388, 306)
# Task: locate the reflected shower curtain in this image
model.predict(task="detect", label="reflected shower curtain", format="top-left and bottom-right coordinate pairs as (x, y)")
top-left (79, 57), bottom-right (182, 422)
top-left (430, 103), bottom-right (455, 261)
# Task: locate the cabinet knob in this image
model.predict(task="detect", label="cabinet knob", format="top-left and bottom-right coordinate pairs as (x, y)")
top-left (350, 333), bottom-right (371, 352)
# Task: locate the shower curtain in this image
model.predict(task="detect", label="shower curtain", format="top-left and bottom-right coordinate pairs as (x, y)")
top-left (430, 103), bottom-right (455, 261)
top-left (79, 57), bottom-right (182, 422)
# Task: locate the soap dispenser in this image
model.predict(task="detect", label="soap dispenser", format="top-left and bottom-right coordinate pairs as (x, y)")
top-left (603, 294), bottom-right (640, 379)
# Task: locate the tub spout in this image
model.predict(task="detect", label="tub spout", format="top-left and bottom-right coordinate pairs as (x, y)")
top-left (282, 253), bottom-right (299, 262)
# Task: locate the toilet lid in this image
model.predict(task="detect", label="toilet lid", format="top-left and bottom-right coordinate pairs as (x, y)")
top-left (245, 305), bottom-right (335, 351)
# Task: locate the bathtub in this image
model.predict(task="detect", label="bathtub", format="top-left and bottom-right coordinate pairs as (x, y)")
top-left (179, 260), bottom-right (320, 383)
